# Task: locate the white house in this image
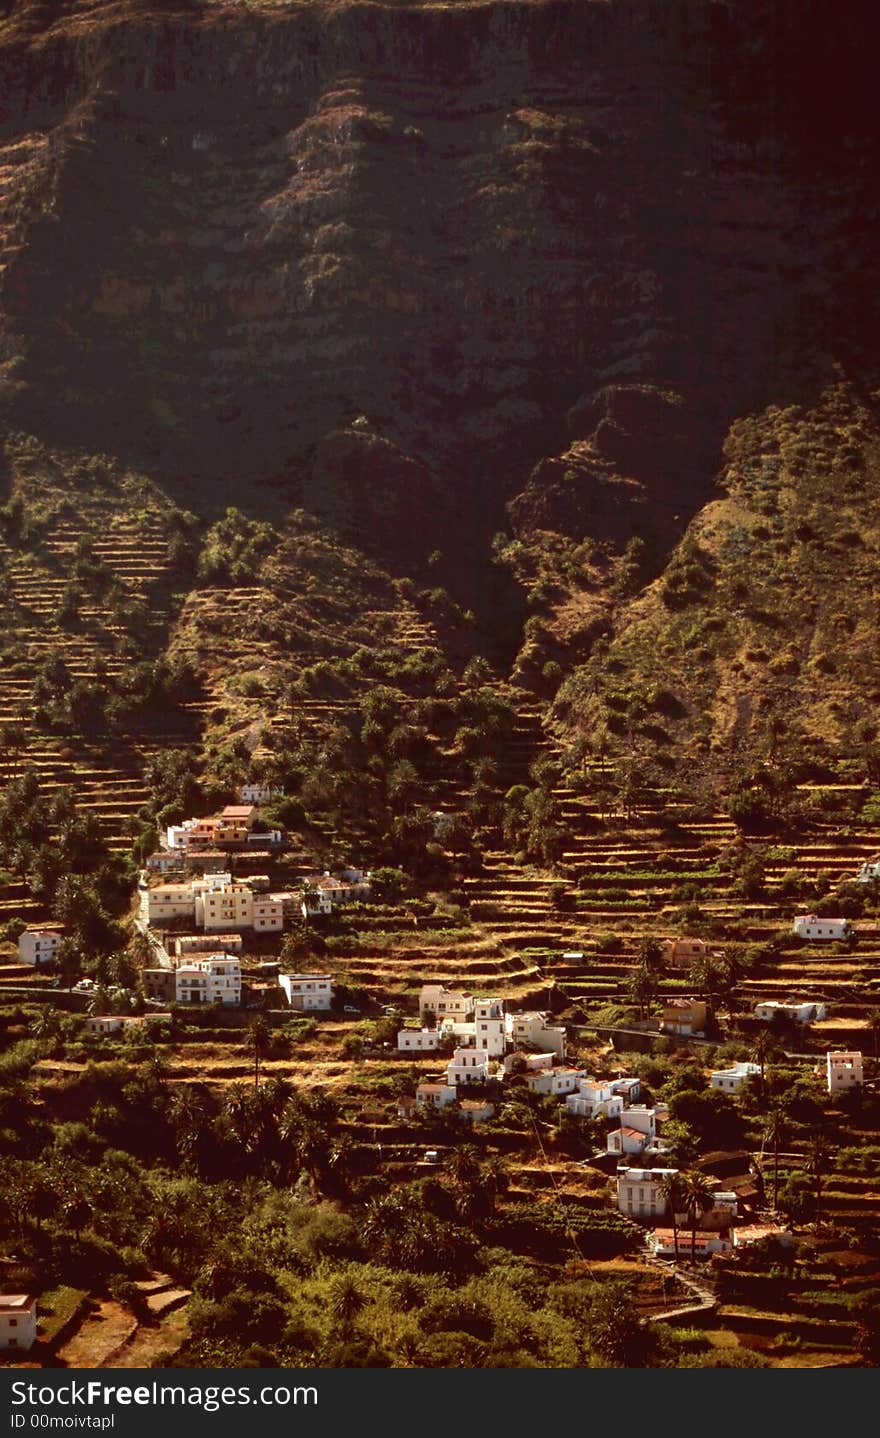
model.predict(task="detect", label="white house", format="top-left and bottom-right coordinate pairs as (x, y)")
top-left (610, 1077), bottom-right (642, 1103)
top-left (857, 858), bottom-right (880, 884)
top-left (710, 1060), bottom-right (761, 1093)
top-left (279, 974), bottom-right (333, 1011)
top-left (565, 1079), bottom-right (623, 1122)
top-left (419, 985), bottom-right (472, 1024)
top-left (505, 1011), bottom-right (566, 1060)
top-left (175, 956), bottom-right (241, 1005)
top-left (239, 783), bottom-right (284, 805)
top-left (85, 1015), bottom-right (130, 1036)
top-left (526, 1066), bottom-right (586, 1097)
top-left (446, 1048), bottom-right (490, 1087)
top-left (416, 1082), bottom-right (457, 1109)
top-left (607, 1125), bottom-right (652, 1158)
top-left (617, 1167), bottom-right (679, 1220)
top-left (649, 1230), bottom-right (731, 1260)
top-left (826, 1050), bottom-right (863, 1094)
top-left (0, 1294), bottom-right (38, 1351)
top-left (18, 929), bottom-right (63, 966)
top-left (619, 1105), bottom-right (657, 1138)
top-left (755, 1000), bottom-right (828, 1024)
top-left (85, 1014), bottom-right (171, 1037)
top-left (397, 1028), bottom-right (441, 1052)
top-left (145, 850), bottom-right (180, 874)
top-left (793, 915), bottom-right (852, 942)
top-left (301, 871), bottom-right (372, 916)
top-left (472, 997), bottom-right (506, 1057)
top-left (502, 1050), bottom-right (554, 1076)
top-left (460, 1098), bottom-right (495, 1125)
top-left (732, 1224), bottom-right (794, 1250)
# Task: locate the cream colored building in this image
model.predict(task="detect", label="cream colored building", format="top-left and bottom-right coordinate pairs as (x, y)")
top-left (418, 985), bottom-right (472, 1024)
top-left (826, 1051), bottom-right (863, 1094)
top-left (147, 885), bottom-right (197, 926)
top-left (196, 882), bottom-right (253, 931)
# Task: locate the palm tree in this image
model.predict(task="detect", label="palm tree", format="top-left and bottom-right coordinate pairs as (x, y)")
top-left (169, 1084), bottom-right (212, 1168)
top-left (328, 1274), bottom-right (366, 1338)
top-left (245, 1015), bottom-right (271, 1088)
top-left (449, 1144), bottom-right (483, 1221)
top-left (628, 964), bottom-right (657, 1022)
top-left (750, 1027), bottom-right (777, 1095)
top-left (764, 1105), bottom-right (786, 1212)
top-left (680, 1170), bottom-right (716, 1262)
top-left (660, 1172), bottom-right (687, 1262)
top-left (30, 1007), bottom-right (62, 1044)
top-left (482, 1156), bottom-right (510, 1216)
top-left (807, 1133), bottom-right (829, 1229)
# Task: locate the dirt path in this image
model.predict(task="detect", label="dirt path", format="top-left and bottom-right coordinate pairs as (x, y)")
top-left (104, 1308), bottom-right (190, 1369)
top-left (56, 1300), bottom-right (136, 1367)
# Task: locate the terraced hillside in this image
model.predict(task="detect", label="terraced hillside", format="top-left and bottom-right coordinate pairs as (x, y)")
top-left (0, 437), bottom-right (203, 922)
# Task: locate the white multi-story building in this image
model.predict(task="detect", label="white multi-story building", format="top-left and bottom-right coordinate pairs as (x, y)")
top-left (856, 859), bottom-right (880, 884)
top-left (419, 985), bottom-right (472, 1024)
top-left (472, 998), bottom-right (506, 1057)
top-left (565, 1080), bottom-right (623, 1121)
top-left (505, 1011), bottom-right (566, 1060)
top-left (792, 915), bottom-right (852, 942)
top-left (174, 956), bottom-right (241, 1006)
top-left (617, 1167), bottom-right (679, 1220)
top-left (0, 1294), bottom-right (37, 1351)
top-left (279, 974), bottom-right (333, 1011)
top-left (397, 1028), bottom-right (441, 1052)
top-left (18, 929), bottom-right (63, 966)
top-left (710, 1061), bottom-right (761, 1093)
top-left (619, 1105), bottom-right (657, 1138)
top-left (826, 1050), bottom-right (863, 1094)
top-left (446, 1048), bottom-right (490, 1087)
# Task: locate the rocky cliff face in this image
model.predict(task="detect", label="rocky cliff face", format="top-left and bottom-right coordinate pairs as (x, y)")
top-left (0, 0), bottom-right (877, 635)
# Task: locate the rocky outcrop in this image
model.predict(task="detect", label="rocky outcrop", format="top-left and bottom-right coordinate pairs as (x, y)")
top-left (0, 0), bottom-right (877, 609)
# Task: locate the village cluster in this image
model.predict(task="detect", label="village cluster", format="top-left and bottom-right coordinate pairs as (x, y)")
top-left (2, 780), bottom-right (876, 1356)
top-left (390, 982), bottom-right (865, 1261)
